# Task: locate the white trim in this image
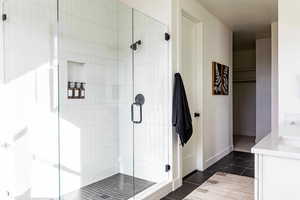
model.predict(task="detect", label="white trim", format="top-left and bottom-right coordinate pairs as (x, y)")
top-left (255, 135), bottom-right (265, 144)
top-left (271, 22), bottom-right (278, 136)
top-left (204, 145), bottom-right (233, 169)
top-left (195, 19), bottom-right (204, 172)
top-left (170, 0), bottom-right (182, 190)
top-left (133, 181), bottom-right (173, 200)
top-left (172, 177), bottom-right (182, 190)
top-left (254, 154), bottom-right (259, 200)
top-left (257, 154), bottom-right (263, 200)
top-left (178, 139), bottom-right (183, 186)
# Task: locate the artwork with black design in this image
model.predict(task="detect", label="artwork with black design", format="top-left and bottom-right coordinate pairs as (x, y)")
top-left (222, 65), bottom-right (229, 95)
top-left (212, 62), bottom-right (230, 95)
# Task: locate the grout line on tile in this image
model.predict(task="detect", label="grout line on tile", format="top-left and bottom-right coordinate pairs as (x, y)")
top-left (183, 180), bottom-right (202, 186)
top-left (240, 168), bottom-right (247, 176)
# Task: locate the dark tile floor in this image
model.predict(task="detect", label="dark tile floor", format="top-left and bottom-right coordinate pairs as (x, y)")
top-left (161, 151), bottom-right (254, 200)
top-left (62, 173), bottom-right (155, 200)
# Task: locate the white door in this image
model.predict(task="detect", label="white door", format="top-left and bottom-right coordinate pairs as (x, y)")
top-left (181, 15), bottom-right (201, 177)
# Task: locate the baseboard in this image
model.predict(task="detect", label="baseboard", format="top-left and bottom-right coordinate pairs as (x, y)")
top-left (204, 145), bottom-right (233, 169)
top-left (255, 136), bottom-right (264, 144)
top-left (172, 177), bottom-right (182, 190)
top-left (134, 181), bottom-right (172, 200)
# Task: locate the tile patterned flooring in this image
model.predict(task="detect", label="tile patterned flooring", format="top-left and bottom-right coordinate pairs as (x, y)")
top-left (62, 173), bottom-right (155, 200)
top-left (161, 151), bottom-right (254, 200)
top-left (183, 172), bottom-right (254, 200)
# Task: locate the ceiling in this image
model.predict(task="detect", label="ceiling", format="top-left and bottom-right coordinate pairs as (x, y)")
top-left (197, 0), bottom-right (278, 50)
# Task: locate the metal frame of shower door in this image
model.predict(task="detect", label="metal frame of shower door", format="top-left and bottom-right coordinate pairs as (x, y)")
top-left (0, 0), bottom-right (6, 83)
top-left (56, 0), bottom-right (62, 199)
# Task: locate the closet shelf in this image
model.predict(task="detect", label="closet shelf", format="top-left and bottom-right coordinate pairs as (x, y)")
top-left (233, 79), bottom-right (256, 83)
top-left (233, 67), bottom-right (256, 72)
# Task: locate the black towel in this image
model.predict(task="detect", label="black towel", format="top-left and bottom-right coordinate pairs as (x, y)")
top-left (172, 73), bottom-right (193, 146)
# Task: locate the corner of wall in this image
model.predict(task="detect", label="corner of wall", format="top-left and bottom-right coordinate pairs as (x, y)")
top-left (204, 145), bottom-right (233, 169)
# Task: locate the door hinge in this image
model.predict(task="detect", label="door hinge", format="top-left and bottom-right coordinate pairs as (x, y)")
top-left (2, 14), bottom-right (7, 21)
top-left (165, 164), bottom-right (171, 172)
top-left (165, 33), bottom-right (170, 41)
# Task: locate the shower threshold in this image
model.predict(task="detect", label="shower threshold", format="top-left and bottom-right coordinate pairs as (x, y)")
top-left (61, 173), bottom-right (155, 200)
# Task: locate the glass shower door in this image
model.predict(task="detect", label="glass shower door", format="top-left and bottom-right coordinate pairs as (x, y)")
top-left (0, 0), bottom-right (59, 199)
top-left (58, 1), bottom-right (137, 199)
top-left (132, 10), bottom-right (170, 192)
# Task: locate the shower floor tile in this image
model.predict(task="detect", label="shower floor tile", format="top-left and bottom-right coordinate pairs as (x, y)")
top-left (62, 173), bottom-right (155, 200)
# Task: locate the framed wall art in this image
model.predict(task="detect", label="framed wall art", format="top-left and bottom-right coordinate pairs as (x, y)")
top-left (212, 62), bottom-right (230, 95)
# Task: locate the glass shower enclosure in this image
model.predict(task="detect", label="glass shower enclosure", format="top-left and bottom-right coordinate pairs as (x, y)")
top-left (0, 0), bottom-right (170, 199)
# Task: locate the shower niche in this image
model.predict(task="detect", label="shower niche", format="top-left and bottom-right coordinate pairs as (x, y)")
top-left (67, 61), bottom-right (86, 99)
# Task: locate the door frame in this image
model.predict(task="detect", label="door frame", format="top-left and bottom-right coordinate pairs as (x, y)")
top-left (177, 9), bottom-right (204, 180)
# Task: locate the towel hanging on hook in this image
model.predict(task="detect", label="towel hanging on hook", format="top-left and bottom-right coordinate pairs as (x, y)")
top-left (172, 73), bottom-right (193, 146)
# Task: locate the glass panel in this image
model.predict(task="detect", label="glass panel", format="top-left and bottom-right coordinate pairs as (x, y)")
top-left (133, 10), bottom-right (170, 191)
top-left (58, 0), bottom-right (135, 199)
top-left (0, 0), bottom-right (59, 199)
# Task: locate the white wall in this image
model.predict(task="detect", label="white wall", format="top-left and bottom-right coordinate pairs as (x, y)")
top-left (271, 22), bottom-right (278, 134)
top-left (59, 0), bottom-right (121, 194)
top-left (233, 49), bottom-right (256, 137)
top-left (119, 0), bottom-right (170, 25)
top-left (256, 38), bottom-right (272, 142)
top-left (175, 0), bottom-right (233, 170)
top-left (278, 0), bottom-right (300, 137)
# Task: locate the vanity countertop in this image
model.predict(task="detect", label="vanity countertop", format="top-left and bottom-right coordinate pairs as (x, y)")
top-left (252, 134), bottom-right (300, 160)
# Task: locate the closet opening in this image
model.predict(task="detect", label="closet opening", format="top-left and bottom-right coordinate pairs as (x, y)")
top-left (233, 32), bottom-right (272, 152)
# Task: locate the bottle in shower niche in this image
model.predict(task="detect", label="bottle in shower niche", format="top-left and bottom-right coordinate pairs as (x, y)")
top-left (74, 82), bottom-right (80, 99)
top-left (80, 82), bottom-right (85, 99)
top-left (68, 81), bottom-right (74, 99)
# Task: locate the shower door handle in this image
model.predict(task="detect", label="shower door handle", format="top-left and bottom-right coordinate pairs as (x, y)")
top-left (131, 103), bottom-right (143, 124)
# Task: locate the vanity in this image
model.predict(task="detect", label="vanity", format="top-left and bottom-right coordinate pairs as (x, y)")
top-left (252, 134), bottom-right (300, 200)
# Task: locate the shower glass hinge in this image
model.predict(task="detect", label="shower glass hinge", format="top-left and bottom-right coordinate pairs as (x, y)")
top-left (2, 14), bottom-right (7, 21)
top-left (165, 33), bottom-right (170, 41)
top-left (130, 40), bottom-right (142, 51)
top-left (165, 164), bottom-right (171, 172)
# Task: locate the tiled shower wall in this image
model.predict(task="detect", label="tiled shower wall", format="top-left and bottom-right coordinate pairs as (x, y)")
top-left (117, 3), bottom-right (134, 178)
top-left (59, 0), bottom-right (122, 194)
